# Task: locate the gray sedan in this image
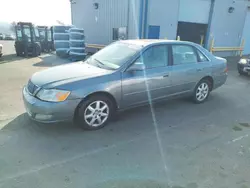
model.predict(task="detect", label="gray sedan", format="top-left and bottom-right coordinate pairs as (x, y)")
top-left (23, 40), bottom-right (228, 130)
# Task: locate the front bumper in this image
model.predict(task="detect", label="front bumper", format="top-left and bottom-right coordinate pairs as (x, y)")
top-left (22, 87), bottom-right (81, 123)
top-left (238, 63), bottom-right (250, 73)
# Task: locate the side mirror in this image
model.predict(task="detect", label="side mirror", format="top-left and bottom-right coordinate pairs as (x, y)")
top-left (127, 62), bottom-right (146, 72)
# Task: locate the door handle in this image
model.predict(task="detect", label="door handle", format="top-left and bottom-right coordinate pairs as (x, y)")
top-left (163, 74), bottom-right (169, 77)
top-left (197, 68), bottom-right (203, 72)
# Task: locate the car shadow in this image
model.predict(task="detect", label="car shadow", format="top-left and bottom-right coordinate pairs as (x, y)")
top-left (1, 113), bottom-right (82, 134)
top-left (1, 91), bottom-right (240, 137)
top-left (0, 54), bottom-right (25, 64)
top-left (1, 98), bottom-right (190, 134)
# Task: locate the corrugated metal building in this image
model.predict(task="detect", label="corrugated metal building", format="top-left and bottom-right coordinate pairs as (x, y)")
top-left (71, 0), bottom-right (250, 55)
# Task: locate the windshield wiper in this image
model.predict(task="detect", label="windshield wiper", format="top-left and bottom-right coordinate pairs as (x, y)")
top-left (94, 59), bottom-right (116, 70)
top-left (94, 58), bottom-right (105, 65)
top-left (85, 58), bottom-right (102, 68)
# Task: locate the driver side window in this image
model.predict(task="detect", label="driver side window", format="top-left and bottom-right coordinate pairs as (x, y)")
top-left (135, 45), bottom-right (168, 69)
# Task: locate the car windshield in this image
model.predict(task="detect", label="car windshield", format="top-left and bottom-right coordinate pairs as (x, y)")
top-left (23, 27), bottom-right (31, 42)
top-left (47, 30), bottom-right (52, 41)
top-left (39, 30), bottom-right (46, 40)
top-left (16, 27), bottom-right (22, 41)
top-left (85, 42), bottom-right (142, 69)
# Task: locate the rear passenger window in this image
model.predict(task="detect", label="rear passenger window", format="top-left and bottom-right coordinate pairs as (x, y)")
top-left (197, 50), bottom-right (209, 62)
top-left (172, 45), bottom-right (198, 65)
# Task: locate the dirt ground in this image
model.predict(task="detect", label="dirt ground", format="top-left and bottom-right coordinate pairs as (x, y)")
top-left (0, 41), bottom-right (250, 188)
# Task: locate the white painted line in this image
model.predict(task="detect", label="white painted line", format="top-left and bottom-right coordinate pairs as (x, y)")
top-left (227, 134), bottom-right (249, 144)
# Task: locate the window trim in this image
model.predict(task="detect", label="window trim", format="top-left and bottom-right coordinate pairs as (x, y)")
top-left (170, 44), bottom-right (210, 66)
top-left (126, 44), bottom-right (170, 71)
top-left (195, 48), bottom-right (211, 62)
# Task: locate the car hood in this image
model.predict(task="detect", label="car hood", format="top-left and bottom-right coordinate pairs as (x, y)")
top-left (31, 62), bottom-right (112, 87)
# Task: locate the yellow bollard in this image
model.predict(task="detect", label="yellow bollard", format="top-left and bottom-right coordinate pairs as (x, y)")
top-left (177, 36), bottom-right (180, 41)
top-left (240, 39), bottom-right (245, 57)
top-left (200, 35), bottom-right (204, 46)
top-left (210, 38), bottom-right (215, 53)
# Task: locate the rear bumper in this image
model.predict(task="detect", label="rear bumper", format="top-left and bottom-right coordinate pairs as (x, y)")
top-left (213, 73), bottom-right (227, 90)
top-left (22, 87), bottom-right (81, 123)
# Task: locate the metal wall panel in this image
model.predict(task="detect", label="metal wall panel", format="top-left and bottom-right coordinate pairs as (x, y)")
top-left (208, 0), bottom-right (248, 55)
top-left (71, 0), bottom-right (133, 44)
top-left (242, 8), bottom-right (250, 54)
top-left (147, 0), bottom-right (180, 39)
top-left (128, 0), bottom-right (140, 39)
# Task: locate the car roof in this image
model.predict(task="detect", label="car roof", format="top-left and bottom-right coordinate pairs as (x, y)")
top-left (120, 39), bottom-right (196, 47)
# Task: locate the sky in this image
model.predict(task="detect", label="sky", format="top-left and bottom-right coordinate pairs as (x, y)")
top-left (0, 0), bottom-right (71, 25)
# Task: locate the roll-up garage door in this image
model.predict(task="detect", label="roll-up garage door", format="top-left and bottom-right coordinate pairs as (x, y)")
top-left (178, 0), bottom-right (211, 24)
top-left (177, 0), bottom-right (211, 45)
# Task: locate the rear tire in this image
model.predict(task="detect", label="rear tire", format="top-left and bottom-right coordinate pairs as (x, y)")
top-left (192, 79), bottom-right (211, 104)
top-left (36, 45), bottom-right (41, 56)
top-left (76, 95), bottom-right (115, 130)
top-left (16, 50), bottom-right (21, 56)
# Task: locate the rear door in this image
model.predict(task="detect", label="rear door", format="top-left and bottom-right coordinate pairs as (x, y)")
top-left (195, 48), bottom-right (212, 79)
top-left (170, 44), bottom-right (201, 94)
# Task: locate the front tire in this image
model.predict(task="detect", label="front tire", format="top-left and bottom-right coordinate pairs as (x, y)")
top-left (193, 79), bottom-right (211, 104)
top-left (76, 95), bottom-right (115, 130)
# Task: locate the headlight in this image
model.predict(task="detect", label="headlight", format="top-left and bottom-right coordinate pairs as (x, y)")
top-left (239, 59), bottom-right (247, 64)
top-left (36, 89), bottom-right (70, 102)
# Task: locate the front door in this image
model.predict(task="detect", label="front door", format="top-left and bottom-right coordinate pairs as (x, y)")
top-left (121, 45), bottom-right (171, 107)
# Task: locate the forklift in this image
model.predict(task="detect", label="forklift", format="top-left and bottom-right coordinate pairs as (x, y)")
top-left (37, 26), bottom-right (54, 52)
top-left (14, 22), bottom-right (41, 57)
top-left (49, 26), bottom-right (55, 51)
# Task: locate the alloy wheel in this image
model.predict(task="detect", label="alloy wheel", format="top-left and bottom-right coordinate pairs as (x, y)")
top-left (84, 101), bottom-right (109, 127)
top-left (196, 83), bottom-right (209, 102)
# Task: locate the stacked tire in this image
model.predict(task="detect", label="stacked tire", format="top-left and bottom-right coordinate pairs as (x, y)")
top-left (53, 26), bottom-right (72, 57)
top-left (69, 28), bottom-right (86, 61)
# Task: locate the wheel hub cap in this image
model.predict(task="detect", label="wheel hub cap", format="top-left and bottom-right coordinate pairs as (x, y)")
top-left (84, 101), bottom-right (109, 127)
top-left (196, 83), bottom-right (209, 102)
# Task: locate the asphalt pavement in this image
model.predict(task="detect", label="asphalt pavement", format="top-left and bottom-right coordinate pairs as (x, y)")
top-left (0, 43), bottom-right (250, 188)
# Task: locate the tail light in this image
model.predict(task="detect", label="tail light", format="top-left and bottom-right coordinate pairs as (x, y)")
top-left (224, 61), bottom-right (228, 73)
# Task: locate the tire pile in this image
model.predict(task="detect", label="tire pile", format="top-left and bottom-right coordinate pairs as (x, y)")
top-left (53, 26), bottom-right (71, 57)
top-left (69, 28), bottom-right (86, 60)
